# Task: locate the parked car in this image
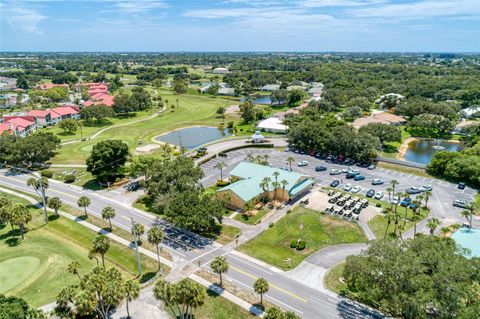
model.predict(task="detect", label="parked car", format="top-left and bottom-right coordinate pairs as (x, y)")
top-left (343, 183), bottom-right (353, 191)
top-left (351, 186), bottom-right (362, 193)
top-left (330, 169), bottom-right (342, 175)
top-left (458, 182), bottom-right (466, 190)
top-left (453, 199), bottom-right (469, 208)
top-left (374, 191), bottom-right (384, 200)
top-left (298, 160), bottom-right (309, 167)
top-left (346, 173), bottom-right (355, 179)
top-left (421, 184), bottom-right (433, 192)
top-left (330, 180), bottom-right (340, 187)
top-left (406, 187), bottom-right (422, 194)
top-left (366, 189), bottom-right (375, 198)
top-left (400, 197), bottom-right (412, 207)
top-left (391, 196), bottom-right (400, 205)
top-left (372, 179), bottom-right (384, 185)
top-left (367, 164), bottom-right (376, 170)
top-left (341, 168), bottom-right (349, 173)
top-left (315, 165), bottom-right (327, 172)
top-left (354, 175), bottom-right (365, 181)
top-left (347, 169), bottom-right (360, 175)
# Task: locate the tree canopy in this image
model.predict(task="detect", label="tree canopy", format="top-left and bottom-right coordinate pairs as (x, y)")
top-left (86, 140), bottom-right (129, 182)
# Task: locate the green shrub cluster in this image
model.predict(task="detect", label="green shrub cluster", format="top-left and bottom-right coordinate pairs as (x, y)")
top-left (64, 174), bottom-right (76, 183)
top-left (40, 170), bottom-right (53, 178)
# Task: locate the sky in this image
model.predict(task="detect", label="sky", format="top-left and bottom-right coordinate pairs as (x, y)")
top-left (0, 0), bottom-right (479, 52)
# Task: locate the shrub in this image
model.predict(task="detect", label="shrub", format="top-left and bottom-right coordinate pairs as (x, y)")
top-left (64, 174), bottom-right (76, 183)
top-left (286, 209), bottom-right (291, 214)
top-left (40, 170), bottom-right (53, 178)
top-left (269, 222), bottom-right (274, 228)
top-left (227, 121), bottom-right (234, 129)
top-left (216, 180), bottom-right (230, 187)
top-left (296, 240), bottom-right (307, 251)
top-left (290, 240), bottom-right (297, 248)
top-left (375, 203), bottom-right (382, 208)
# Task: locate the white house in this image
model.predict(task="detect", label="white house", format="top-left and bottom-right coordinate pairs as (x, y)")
top-left (460, 107), bottom-right (480, 118)
top-left (218, 87), bottom-right (235, 96)
top-left (261, 84), bottom-right (280, 92)
top-left (257, 117), bottom-right (288, 134)
top-left (212, 67), bottom-right (229, 74)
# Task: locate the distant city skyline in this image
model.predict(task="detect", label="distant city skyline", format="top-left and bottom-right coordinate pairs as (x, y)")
top-left (1, 0), bottom-right (479, 52)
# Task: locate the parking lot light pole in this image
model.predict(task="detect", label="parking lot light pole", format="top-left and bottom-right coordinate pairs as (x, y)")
top-left (131, 218), bottom-right (142, 275)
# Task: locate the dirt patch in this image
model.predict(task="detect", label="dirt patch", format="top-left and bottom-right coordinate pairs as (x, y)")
top-left (306, 190), bottom-right (329, 212)
top-left (135, 144), bottom-right (160, 154)
top-left (225, 104), bottom-right (240, 116)
top-left (396, 137), bottom-right (418, 160)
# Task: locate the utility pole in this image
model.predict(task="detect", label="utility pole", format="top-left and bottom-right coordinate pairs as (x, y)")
top-left (131, 218), bottom-right (142, 275)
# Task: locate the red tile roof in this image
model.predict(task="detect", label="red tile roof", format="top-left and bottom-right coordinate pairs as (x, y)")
top-left (0, 123), bottom-right (11, 135)
top-left (5, 117), bottom-right (35, 132)
top-left (50, 106), bottom-right (79, 117)
top-left (27, 110), bottom-right (50, 118)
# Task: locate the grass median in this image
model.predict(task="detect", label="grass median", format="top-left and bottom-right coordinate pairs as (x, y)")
top-left (238, 207), bottom-right (367, 270)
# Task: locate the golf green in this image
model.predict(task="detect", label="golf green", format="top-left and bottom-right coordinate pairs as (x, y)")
top-left (0, 256), bottom-right (40, 293)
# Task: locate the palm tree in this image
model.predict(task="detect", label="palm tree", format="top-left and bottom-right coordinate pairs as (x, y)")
top-left (392, 210), bottom-right (402, 237)
top-left (154, 279), bottom-right (206, 319)
top-left (101, 206), bottom-right (116, 230)
top-left (132, 223), bottom-right (145, 245)
top-left (260, 177), bottom-right (271, 201)
top-left (11, 203), bottom-right (32, 239)
top-left (411, 200), bottom-right (421, 237)
top-left (27, 176), bottom-right (49, 222)
top-left (91, 235), bottom-right (110, 267)
top-left (440, 226), bottom-right (451, 237)
top-left (272, 171), bottom-right (280, 184)
top-left (246, 153), bottom-right (255, 163)
top-left (424, 191), bottom-right (432, 210)
top-left (263, 154), bottom-right (269, 165)
top-left (254, 278), bottom-right (269, 305)
top-left (427, 218), bottom-right (441, 235)
top-left (215, 162), bottom-right (227, 181)
top-left (123, 279), bottom-right (140, 319)
top-left (286, 156), bottom-right (295, 171)
top-left (271, 181), bottom-right (280, 200)
top-left (461, 209), bottom-right (472, 229)
top-left (401, 193), bottom-right (411, 228)
top-left (281, 179), bottom-right (289, 200)
top-left (386, 187), bottom-right (393, 203)
top-left (211, 256), bottom-right (229, 287)
top-left (390, 179), bottom-right (399, 197)
top-left (77, 196), bottom-right (91, 217)
top-left (147, 226), bottom-right (164, 272)
top-left (67, 260), bottom-right (81, 280)
top-left (47, 196), bottom-right (62, 216)
top-left (382, 207), bottom-right (394, 238)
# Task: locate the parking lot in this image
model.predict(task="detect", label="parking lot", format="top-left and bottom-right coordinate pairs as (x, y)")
top-left (201, 148), bottom-right (477, 225)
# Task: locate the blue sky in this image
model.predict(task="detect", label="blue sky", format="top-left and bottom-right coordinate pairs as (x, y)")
top-left (1, 0), bottom-right (479, 52)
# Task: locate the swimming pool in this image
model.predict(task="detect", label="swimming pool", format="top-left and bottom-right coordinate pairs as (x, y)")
top-left (452, 227), bottom-right (480, 258)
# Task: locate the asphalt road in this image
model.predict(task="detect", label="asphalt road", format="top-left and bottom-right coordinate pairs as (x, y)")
top-left (0, 168), bottom-right (382, 319)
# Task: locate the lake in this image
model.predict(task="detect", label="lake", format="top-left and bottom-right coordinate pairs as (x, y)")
top-left (241, 95), bottom-right (272, 105)
top-left (404, 139), bottom-right (464, 164)
top-left (155, 126), bottom-right (231, 149)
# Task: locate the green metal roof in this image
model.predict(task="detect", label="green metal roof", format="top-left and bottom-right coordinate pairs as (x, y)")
top-left (217, 162), bottom-right (313, 202)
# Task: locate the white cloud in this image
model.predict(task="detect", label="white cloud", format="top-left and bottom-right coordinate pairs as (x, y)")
top-left (115, 0), bottom-right (168, 14)
top-left (5, 7), bottom-right (46, 34)
top-left (300, 0), bottom-right (384, 8)
top-left (350, 0), bottom-right (480, 19)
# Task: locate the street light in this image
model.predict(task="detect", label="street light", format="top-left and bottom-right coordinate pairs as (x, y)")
top-left (130, 218), bottom-right (142, 275)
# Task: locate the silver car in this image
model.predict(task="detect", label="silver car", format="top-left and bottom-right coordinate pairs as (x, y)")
top-left (374, 191), bottom-right (384, 199)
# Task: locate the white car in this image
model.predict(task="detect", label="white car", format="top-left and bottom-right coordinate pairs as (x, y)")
top-left (374, 191), bottom-right (384, 199)
top-left (351, 186), bottom-right (361, 193)
top-left (343, 183), bottom-right (353, 191)
top-left (298, 160), bottom-right (309, 167)
top-left (330, 169), bottom-right (342, 175)
top-left (391, 196), bottom-right (400, 205)
top-left (421, 184), bottom-right (433, 191)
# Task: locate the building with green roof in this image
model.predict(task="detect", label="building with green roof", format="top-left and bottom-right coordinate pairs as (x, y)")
top-left (216, 162), bottom-right (314, 210)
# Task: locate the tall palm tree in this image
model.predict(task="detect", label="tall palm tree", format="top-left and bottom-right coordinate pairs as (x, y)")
top-left (401, 193), bottom-right (411, 228)
top-left (90, 235), bottom-right (110, 267)
top-left (440, 226), bottom-right (451, 237)
top-left (154, 279), bottom-right (206, 319)
top-left (382, 207), bottom-right (394, 238)
top-left (411, 199), bottom-right (421, 237)
top-left (47, 196), bottom-right (62, 216)
top-left (281, 179), bottom-right (289, 200)
top-left (123, 279), bottom-right (140, 319)
top-left (461, 209), bottom-right (473, 229)
top-left (27, 176), bottom-right (49, 222)
top-left (271, 181), bottom-right (280, 200)
top-left (132, 223), bottom-right (145, 245)
top-left (11, 203), bottom-right (32, 240)
top-left (101, 206), bottom-right (116, 230)
top-left (67, 260), bottom-right (81, 280)
top-left (246, 153), bottom-right (255, 163)
top-left (147, 226), bottom-right (164, 272)
top-left (263, 154), bottom-right (269, 165)
top-left (211, 256), bottom-right (229, 287)
top-left (215, 162), bottom-right (227, 181)
top-left (260, 177), bottom-right (271, 201)
top-left (272, 171), bottom-right (280, 184)
top-left (386, 187), bottom-right (393, 203)
top-left (392, 210), bottom-right (402, 237)
top-left (77, 196), bottom-right (91, 217)
top-left (286, 156), bottom-right (295, 171)
top-left (390, 179), bottom-right (399, 197)
top-left (427, 218), bottom-right (441, 235)
top-left (424, 191), bottom-right (432, 210)
top-left (254, 278), bottom-right (269, 305)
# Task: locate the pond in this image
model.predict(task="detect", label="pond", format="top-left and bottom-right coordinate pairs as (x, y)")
top-left (404, 139), bottom-right (464, 164)
top-left (452, 227), bottom-right (480, 258)
top-left (240, 95), bottom-right (272, 105)
top-left (155, 126), bottom-right (231, 149)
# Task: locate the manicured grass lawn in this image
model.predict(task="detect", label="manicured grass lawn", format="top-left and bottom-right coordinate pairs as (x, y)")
top-left (195, 290), bottom-right (255, 319)
top-left (380, 127), bottom-right (411, 159)
top-left (43, 167), bottom-right (102, 190)
top-left (324, 262), bottom-right (347, 294)
top-left (234, 209), bottom-right (268, 225)
top-left (216, 225), bottom-right (241, 245)
top-left (50, 88), bottom-right (236, 164)
top-left (0, 192), bottom-right (158, 307)
top-left (367, 205), bottom-right (429, 238)
top-left (239, 207), bottom-right (366, 270)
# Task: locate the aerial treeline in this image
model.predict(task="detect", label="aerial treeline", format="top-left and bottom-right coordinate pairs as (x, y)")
top-left (0, 131), bottom-right (60, 167)
top-left (285, 109), bottom-right (386, 162)
top-left (342, 236), bottom-right (480, 318)
top-left (427, 141), bottom-right (480, 188)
